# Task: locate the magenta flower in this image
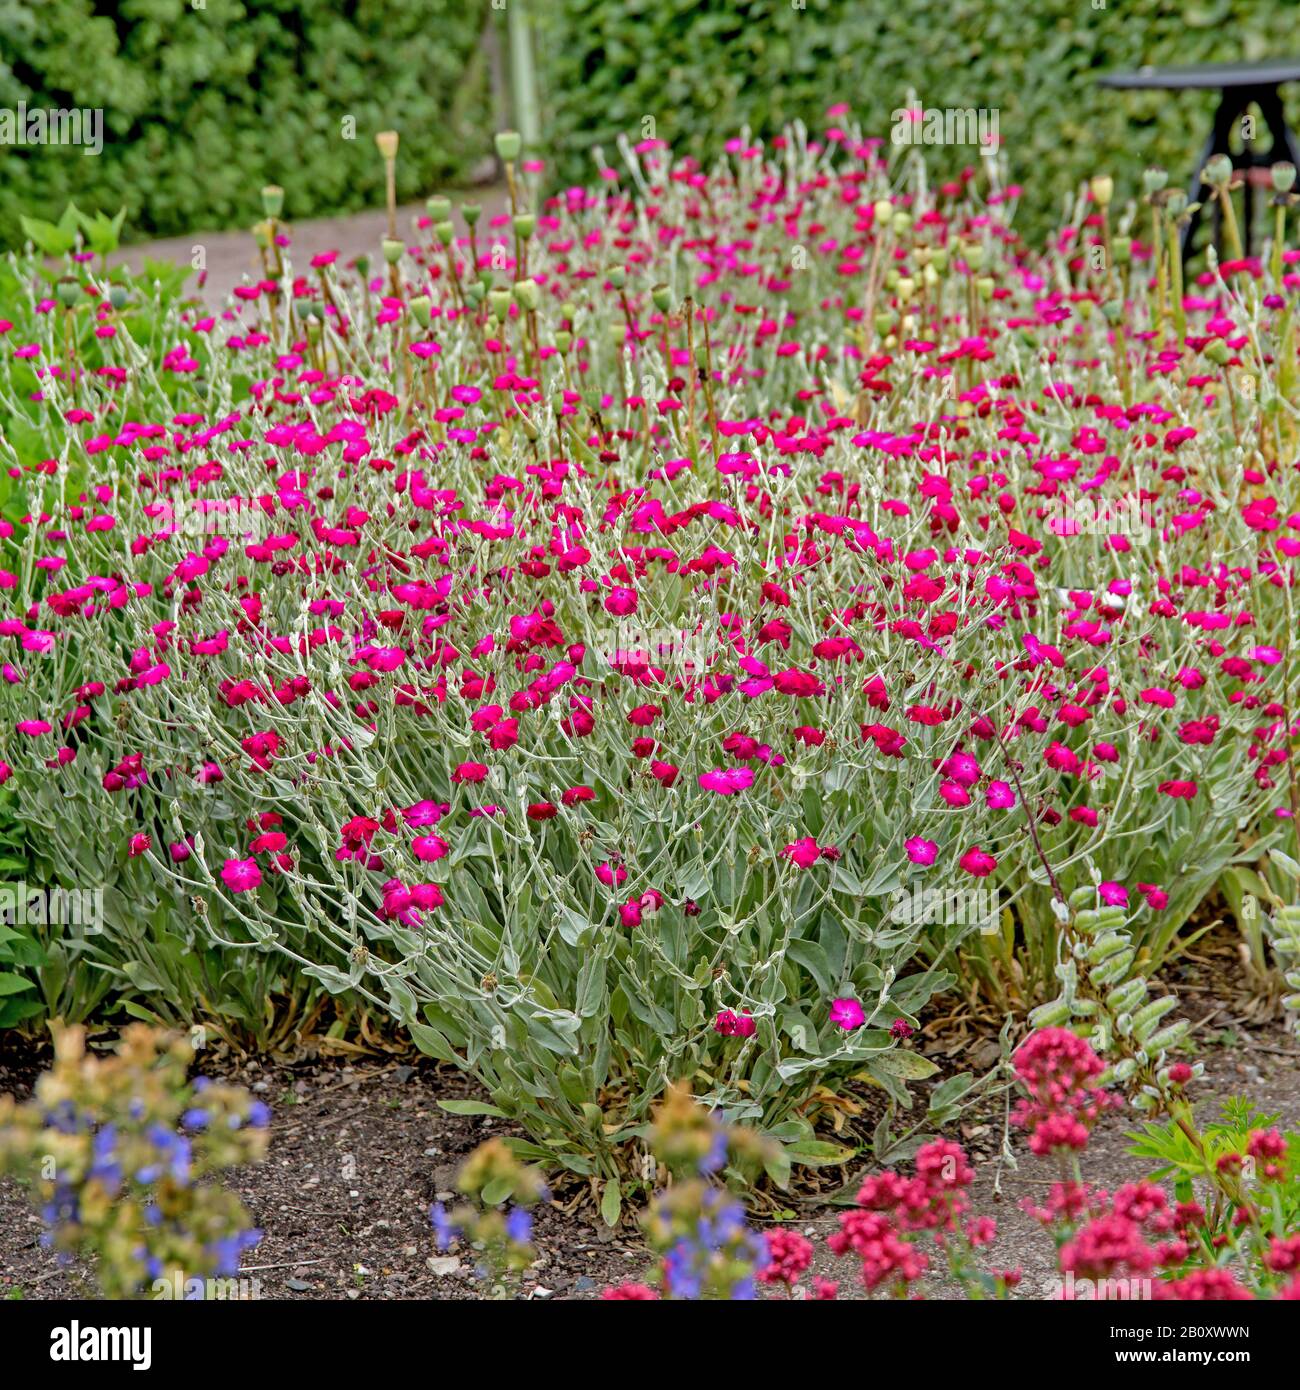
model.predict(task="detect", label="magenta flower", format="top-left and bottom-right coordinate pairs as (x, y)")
top-left (1098, 880), bottom-right (1128, 907)
top-left (220, 858), bottom-right (263, 893)
top-left (698, 767), bottom-right (754, 795)
top-left (904, 837), bottom-right (938, 865)
top-left (829, 997), bottom-right (865, 1031)
top-left (781, 836), bottom-right (823, 868)
top-left (958, 846), bottom-right (997, 877)
top-left (986, 780), bottom-right (1015, 809)
top-left (411, 834), bottom-right (449, 862)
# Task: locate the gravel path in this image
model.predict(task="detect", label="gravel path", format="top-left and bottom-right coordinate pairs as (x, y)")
top-left (108, 188), bottom-right (509, 309)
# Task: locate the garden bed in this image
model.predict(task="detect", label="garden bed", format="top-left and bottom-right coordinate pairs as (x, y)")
top-left (4, 936), bottom-right (1294, 1301)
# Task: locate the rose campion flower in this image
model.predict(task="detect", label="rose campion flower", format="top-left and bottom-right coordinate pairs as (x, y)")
top-left (986, 779), bottom-right (1016, 809)
top-left (412, 834), bottom-right (449, 862)
top-left (905, 837), bottom-right (938, 865)
top-left (1098, 880), bottom-right (1128, 906)
top-left (829, 997), bottom-right (865, 1030)
top-left (781, 836), bottom-right (823, 868)
top-left (220, 858), bottom-right (263, 893)
top-left (699, 767), bottom-right (754, 794)
top-left (959, 846), bottom-right (997, 877)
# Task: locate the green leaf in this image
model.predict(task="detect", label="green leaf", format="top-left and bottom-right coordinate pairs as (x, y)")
top-left (868, 1049), bottom-right (940, 1080)
top-left (408, 1022), bottom-right (460, 1063)
top-left (600, 1178), bottom-right (621, 1226)
top-left (786, 1139), bottom-right (855, 1167)
top-left (437, 1099), bottom-right (509, 1118)
top-left (0, 971), bottom-right (36, 997)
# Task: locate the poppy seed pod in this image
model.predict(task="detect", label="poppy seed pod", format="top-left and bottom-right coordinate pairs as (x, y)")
top-left (512, 214), bottom-right (536, 240)
top-left (1143, 165), bottom-right (1168, 196)
top-left (1273, 162), bottom-right (1297, 194)
top-left (375, 130), bottom-right (399, 161)
top-left (381, 238), bottom-right (403, 265)
top-left (488, 289), bottom-right (512, 321)
top-left (55, 278), bottom-right (81, 308)
top-left (1203, 154), bottom-right (1233, 188)
top-left (409, 295), bottom-right (433, 329)
top-left (495, 130), bottom-right (522, 163)
top-left (261, 185), bottom-right (284, 219)
top-left (553, 330), bottom-right (572, 354)
top-left (1090, 175), bottom-right (1114, 208)
top-left (461, 202), bottom-right (482, 227)
top-left (651, 283), bottom-right (672, 313)
top-left (426, 195), bottom-right (451, 223)
top-left (513, 278), bottom-right (540, 312)
top-left (608, 266), bottom-right (626, 290)
top-left (434, 221), bottom-right (455, 248)
top-left (108, 285), bottom-right (129, 310)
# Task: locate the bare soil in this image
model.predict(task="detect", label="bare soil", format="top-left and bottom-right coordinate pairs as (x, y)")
top-left (3, 936), bottom-right (1297, 1301)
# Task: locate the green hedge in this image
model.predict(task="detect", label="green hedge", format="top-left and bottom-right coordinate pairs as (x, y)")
top-left (536, 0), bottom-right (1300, 241)
top-left (0, 0), bottom-right (492, 248)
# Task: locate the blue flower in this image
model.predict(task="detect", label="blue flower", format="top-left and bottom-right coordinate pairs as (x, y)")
top-left (429, 1202), bottom-right (460, 1250)
top-left (505, 1206), bottom-right (532, 1244)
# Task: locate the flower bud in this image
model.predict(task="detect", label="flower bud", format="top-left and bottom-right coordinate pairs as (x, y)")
top-left (1203, 153), bottom-right (1233, 188)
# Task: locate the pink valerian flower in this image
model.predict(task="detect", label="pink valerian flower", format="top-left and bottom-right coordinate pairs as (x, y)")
top-left (759, 1229), bottom-right (814, 1287)
top-left (829, 997), bottom-right (864, 1030)
top-left (1011, 1027), bottom-right (1120, 1154)
top-left (220, 858), bottom-right (263, 893)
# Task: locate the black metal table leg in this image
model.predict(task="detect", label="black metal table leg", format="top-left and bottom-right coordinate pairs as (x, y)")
top-left (1181, 91), bottom-right (1244, 260)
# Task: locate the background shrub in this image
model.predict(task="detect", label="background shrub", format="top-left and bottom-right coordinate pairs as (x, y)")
top-left (0, 0), bottom-right (493, 248)
top-left (535, 0), bottom-right (1300, 241)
